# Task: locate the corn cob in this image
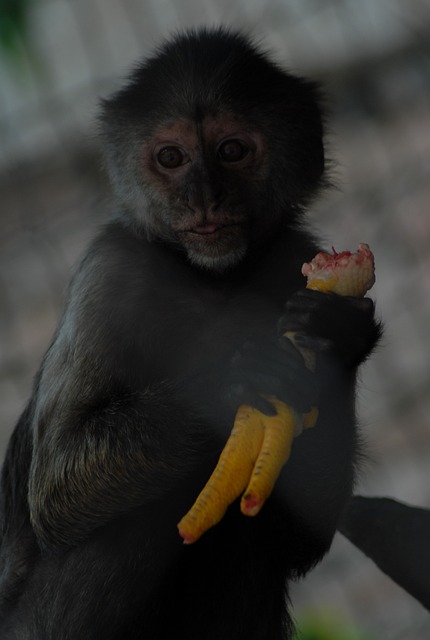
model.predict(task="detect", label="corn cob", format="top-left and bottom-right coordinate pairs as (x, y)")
top-left (178, 244), bottom-right (375, 543)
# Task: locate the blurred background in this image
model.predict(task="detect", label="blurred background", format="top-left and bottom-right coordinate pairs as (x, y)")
top-left (0, 1), bottom-right (429, 638)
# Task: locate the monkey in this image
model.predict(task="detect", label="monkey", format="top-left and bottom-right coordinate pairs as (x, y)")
top-left (0, 27), bottom-right (381, 639)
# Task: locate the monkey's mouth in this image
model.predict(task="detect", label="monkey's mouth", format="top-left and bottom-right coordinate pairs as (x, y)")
top-left (192, 224), bottom-right (223, 234)
top-left (177, 221), bottom-right (246, 262)
top-left (183, 222), bottom-right (242, 237)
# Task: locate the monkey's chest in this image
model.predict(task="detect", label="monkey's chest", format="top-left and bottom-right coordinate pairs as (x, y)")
top-left (157, 290), bottom-right (279, 382)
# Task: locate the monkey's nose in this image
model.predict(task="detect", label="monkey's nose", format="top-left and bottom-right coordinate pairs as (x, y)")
top-left (186, 181), bottom-right (223, 213)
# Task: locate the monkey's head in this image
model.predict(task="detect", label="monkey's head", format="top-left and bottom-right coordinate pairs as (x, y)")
top-left (99, 27), bottom-right (326, 271)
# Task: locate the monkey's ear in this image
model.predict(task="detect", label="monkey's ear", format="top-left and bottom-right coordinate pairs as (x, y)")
top-left (339, 496), bottom-right (430, 610)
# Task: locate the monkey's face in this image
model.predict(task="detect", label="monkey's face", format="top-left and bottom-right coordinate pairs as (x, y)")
top-left (100, 30), bottom-right (326, 271)
top-left (141, 116), bottom-right (270, 271)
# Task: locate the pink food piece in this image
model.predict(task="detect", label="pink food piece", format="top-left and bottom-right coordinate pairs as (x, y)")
top-left (301, 243), bottom-right (375, 297)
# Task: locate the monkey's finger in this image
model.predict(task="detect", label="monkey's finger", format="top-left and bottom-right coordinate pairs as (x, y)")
top-left (237, 365), bottom-right (317, 414)
top-left (240, 335), bottom-right (307, 364)
top-left (234, 374), bottom-right (308, 415)
top-left (230, 353), bottom-right (318, 412)
top-left (245, 393), bottom-right (278, 416)
top-left (226, 382), bottom-right (278, 416)
top-left (291, 334), bottom-right (332, 353)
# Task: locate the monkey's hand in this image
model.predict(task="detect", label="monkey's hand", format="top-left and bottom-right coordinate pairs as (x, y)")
top-left (280, 244), bottom-right (380, 368)
top-left (279, 290), bottom-right (379, 369)
top-left (222, 336), bottom-right (318, 416)
top-left (177, 337), bottom-right (318, 544)
top-left (178, 245), bottom-right (376, 544)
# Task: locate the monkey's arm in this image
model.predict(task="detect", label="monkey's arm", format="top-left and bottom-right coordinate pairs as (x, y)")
top-left (178, 245), bottom-right (378, 543)
top-left (27, 244), bottom-right (207, 550)
top-left (29, 380), bottom-right (205, 549)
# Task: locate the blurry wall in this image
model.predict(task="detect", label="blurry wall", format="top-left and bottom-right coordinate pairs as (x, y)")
top-left (0, 1), bottom-right (429, 638)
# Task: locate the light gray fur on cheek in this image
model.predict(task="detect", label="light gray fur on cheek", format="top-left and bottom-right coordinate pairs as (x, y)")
top-left (104, 133), bottom-right (177, 241)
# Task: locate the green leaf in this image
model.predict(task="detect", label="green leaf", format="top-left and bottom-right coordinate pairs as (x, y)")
top-left (294, 612), bottom-right (374, 640)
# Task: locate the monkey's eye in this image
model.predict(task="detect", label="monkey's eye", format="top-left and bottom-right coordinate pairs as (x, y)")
top-left (217, 139), bottom-right (249, 163)
top-left (157, 146), bottom-right (187, 169)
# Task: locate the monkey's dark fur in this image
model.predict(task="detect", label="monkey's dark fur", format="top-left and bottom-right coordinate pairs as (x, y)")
top-left (0, 28), bottom-right (380, 639)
